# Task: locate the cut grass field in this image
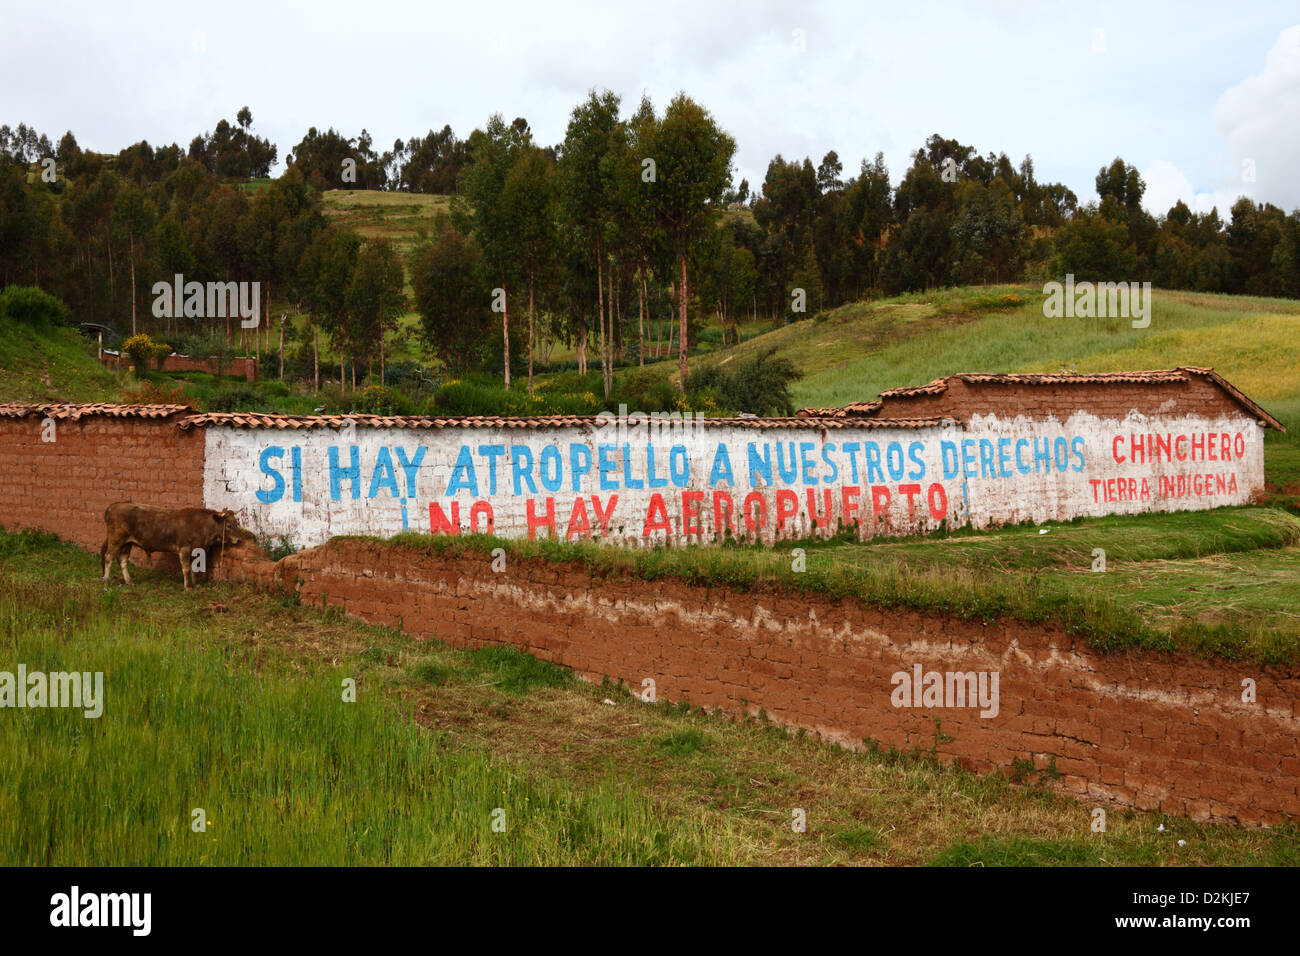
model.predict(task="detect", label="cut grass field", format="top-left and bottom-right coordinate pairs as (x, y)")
top-left (3, 529), bottom-right (1297, 866)
top-left (319, 189), bottom-right (453, 258)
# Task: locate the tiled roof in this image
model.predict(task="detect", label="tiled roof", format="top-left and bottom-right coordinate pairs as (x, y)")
top-left (176, 411), bottom-right (946, 431)
top-left (0, 402), bottom-right (192, 420)
top-left (953, 369), bottom-right (1191, 386)
top-left (1182, 367), bottom-right (1284, 432)
top-left (878, 379), bottom-right (950, 398)
top-left (6, 364), bottom-right (1282, 433)
top-left (798, 367), bottom-right (1283, 431)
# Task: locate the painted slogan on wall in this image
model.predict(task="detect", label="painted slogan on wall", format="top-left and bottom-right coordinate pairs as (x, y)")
top-left (202, 409), bottom-right (1265, 550)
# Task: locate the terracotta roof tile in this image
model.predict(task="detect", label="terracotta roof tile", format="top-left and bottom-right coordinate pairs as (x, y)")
top-left (953, 369), bottom-right (1190, 386)
top-left (0, 402), bottom-right (192, 421)
top-left (8, 366), bottom-right (1281, 434)
top-left (878, 379), bottom-right (949, 398)
top-left (1180, 367), bottom-right (1284, 432)
top-left (176, 411), bottom-right (945, 431)
top-left (798, 366), bottom-right (1284, 431)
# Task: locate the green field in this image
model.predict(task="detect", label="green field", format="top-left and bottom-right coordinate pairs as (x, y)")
top-left (690, 286), bottom-right (1300, 429)
top-left (319, 189), bottom-right (453, 258)
top-left (0, 320), bottom-right (124, 404)
top-left (686, 284), bottom-right (1300, 505)
top-left (4, 529), bottom-right (1297, 866)
top-left (4, 280), bottom-right (1300, 862)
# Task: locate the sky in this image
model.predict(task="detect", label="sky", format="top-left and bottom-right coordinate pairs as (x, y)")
top-left (2, 0), bottom-right (1298, 216)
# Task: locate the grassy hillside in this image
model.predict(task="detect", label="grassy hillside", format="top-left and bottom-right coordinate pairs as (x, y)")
top-left (694, 287), bottom-right (1300, 426)
top-left (3, 528), bottom-right (1295, 866)
top-left (0, 320), bottom-right (123, 404)
top-left (320, 189), bottom-right (452, 258)
top-left (684, 285), bottom-right (1300, 503)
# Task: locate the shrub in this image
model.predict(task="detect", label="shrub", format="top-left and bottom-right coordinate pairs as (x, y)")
top-left (206, 386), bottom-right (269, 412)
top-left (353, 384), bottom-right (415, 416)
top-left (120, 380), bottom-right (193, 408)
top-left (181, 328), bottom-right (238, 378)
top-left (0, 285), bottom-right (71, 326)
top-left (684, 346), bottom-right (802, 416)
top-left (120, 333), bottom-right (171, 374)
top-left (382, 360), bottom-right (442, 396)
top-left (619, 367), bottom-right (678, 412)
top-left (427, 378), bottom-right (515, 417)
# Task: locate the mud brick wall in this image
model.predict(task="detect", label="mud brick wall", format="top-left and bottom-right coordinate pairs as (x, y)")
top-left (216, 537), bottom-right (1300, 827)
top-left (99, 352), bottom-right (258, 382)
top-left (879, 376), bottom-right (1245, 423)
top-left (203, 409), bottom-right (1266, 551)
top-left (0, 414), bottom-right (206, 552)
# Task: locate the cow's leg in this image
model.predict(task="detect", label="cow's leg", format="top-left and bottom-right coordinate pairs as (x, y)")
top-left (118, 547), bottom-right (133, 586)
top-left (101, 541), bottom-right (112, 583)
top-left (180, 548), bottom-right (192, 590)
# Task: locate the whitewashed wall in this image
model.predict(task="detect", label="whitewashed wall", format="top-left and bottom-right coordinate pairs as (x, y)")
top-left (202, 411), bottom-right (1265, 551)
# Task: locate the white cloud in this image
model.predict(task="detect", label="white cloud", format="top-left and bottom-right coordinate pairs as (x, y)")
top-left (1141, 24), bottom-right (1300, 218)
top-left (1141, 158), bottom-right (1251, 218)
top-left (1212, 24), bottom-right (1300, 211)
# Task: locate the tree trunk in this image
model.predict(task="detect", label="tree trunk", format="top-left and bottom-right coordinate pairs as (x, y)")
top-left (656, 296), bottom-right (664, 358)
top-left (613, 268), bottom-right (621, 386)
top-left (606, 265), bottom-right (615, 397)
top-left (313, 325), bottom-right (319, 391)
top-left (129, 232), bottom-right (137, 336)
top-left (597, 253), bottom-right (607, 400)
top-left (279, 318), bottom-right (285, 381)
top-left (577, 327), bottom-right (587, 375)
top-left (501, 275), bottom-right (511, 390)
top-left (527, 272), bottom-right (535, 395)
top-left (678, 254), bottom-right (688, 390)
top-left (637, 272), bottom-right (645, 367)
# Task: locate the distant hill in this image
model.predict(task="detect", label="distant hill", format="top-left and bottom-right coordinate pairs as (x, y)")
top-left (685, 284), bottom-right (1300, 506)
top-left (690, 285), bottom-right (1300, 430)
top-left (319, 189), bottom-right (453, 258)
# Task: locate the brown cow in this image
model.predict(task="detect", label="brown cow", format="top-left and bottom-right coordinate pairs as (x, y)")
top-left (100, 502), bottom-right (248, 590)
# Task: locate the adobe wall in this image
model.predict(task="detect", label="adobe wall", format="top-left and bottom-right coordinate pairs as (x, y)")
top-left (202, 408), bottom-right (1266, 551)
top-left (0, 413), bottom-right (206, 551)
top-left (215, 538), bottom-right (1300, 826)
top-left (99, 352), bottom-right (259, 382)
top-left (877, 376), bottom-right (1242, 423)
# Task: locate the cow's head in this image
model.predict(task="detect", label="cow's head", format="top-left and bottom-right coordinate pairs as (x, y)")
top-left (214, 509), bottom-right (248, 548)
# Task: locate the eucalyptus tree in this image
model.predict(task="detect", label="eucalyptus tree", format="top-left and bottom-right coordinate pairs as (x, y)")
top-left (559, 90), bottom-right (623, 395)
top-left (458, 114), bottom-right (532, 388)
top-left (501, 145), bottom-right (558, 393)
top-left (644, 94), bottom-right (735, 388)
